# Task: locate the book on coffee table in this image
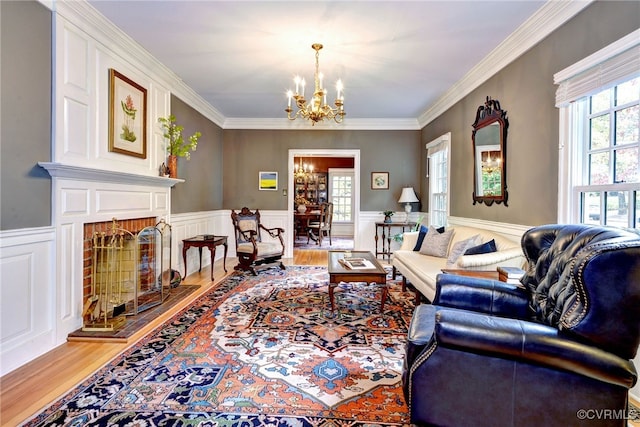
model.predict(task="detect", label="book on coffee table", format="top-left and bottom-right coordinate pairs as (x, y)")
top-left (340, 257), bottom-right (375, 269)
top-left (497, 266), bottom-right (525, 278)
top-left (497, 266), bottom-right (525, 285)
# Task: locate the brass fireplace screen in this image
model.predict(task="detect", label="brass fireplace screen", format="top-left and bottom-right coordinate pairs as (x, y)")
top-left (83, 218), bottom-right (172, 331)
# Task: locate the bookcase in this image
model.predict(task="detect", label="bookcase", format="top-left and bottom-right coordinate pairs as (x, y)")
top-left (295, 173), bottom-right (327, 207)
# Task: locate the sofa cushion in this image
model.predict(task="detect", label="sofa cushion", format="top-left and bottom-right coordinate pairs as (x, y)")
top-left (413, 225), bottom-right (445, 251)
top-left (446, 235), bottom-right (480, 267)
top-left (464, 239), bottom-right (497, 255)
top-left (419, 226), bottom-right (454, 257)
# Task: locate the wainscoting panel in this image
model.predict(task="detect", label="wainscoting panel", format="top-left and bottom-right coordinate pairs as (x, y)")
top-left (0, 227), bottom-right (56, 376)
top-left (170, 211), bottom-right (232, 278)
top-left (448, 216), bottom-right (530, 242)
top-left (61, 188), bottom-right (89, 216)
top-left (96, 189), bottom-right (153, 214)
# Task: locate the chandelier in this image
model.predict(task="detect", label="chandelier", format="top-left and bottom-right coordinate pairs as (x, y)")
top-left (285, 43), bottom-right (345, 125)
top-left (294, 158), bottom-right (315, 179)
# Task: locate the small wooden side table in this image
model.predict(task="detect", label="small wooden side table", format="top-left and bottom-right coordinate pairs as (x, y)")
top-left (182, 235), bottom-right (228, 281)
top-left (374, 222), bottom-right (416, 260)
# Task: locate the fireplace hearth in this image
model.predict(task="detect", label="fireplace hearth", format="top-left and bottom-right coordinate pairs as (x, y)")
top-left (82, 218), bottom-right (173, 331)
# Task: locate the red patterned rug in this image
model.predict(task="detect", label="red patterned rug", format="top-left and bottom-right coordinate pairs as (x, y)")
top-left (23, 266), bottom-right (416, 426)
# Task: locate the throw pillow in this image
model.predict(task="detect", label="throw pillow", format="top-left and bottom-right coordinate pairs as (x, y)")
top-left (413, 225), bottom-right (445, 251)
top-left (419, 226), bottom-right (455, 258)
top-left (464, 239), bottom-right (497, 255)
top-left (446, 235), bottom-right (481, 267)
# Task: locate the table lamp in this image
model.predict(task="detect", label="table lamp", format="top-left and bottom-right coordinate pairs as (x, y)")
top-left (398, 187), bottom-right (419, 220)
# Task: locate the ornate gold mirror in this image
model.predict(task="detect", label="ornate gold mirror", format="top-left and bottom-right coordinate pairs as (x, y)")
top-left (472, 96), bottom-right (508, 206)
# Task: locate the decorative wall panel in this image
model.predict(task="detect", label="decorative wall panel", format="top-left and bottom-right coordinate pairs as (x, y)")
top-left (0, 228), bottom-right (55, 376)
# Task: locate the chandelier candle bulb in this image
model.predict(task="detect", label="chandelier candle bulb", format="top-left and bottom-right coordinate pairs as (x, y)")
top-left (285, 43), bottom-right (346, 125)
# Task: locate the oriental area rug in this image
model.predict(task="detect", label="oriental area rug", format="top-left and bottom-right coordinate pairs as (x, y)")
top-left (23, 266), bottom-right (415, 426)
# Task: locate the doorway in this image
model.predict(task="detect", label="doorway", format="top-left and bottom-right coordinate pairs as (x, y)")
top-left (287, 149), bottom-right (360, 257)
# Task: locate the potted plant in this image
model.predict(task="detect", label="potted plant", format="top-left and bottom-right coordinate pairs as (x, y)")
top-left (382, 210), bottom-right (394, 223)
top-left (158, 115), bottom-right (201, 178)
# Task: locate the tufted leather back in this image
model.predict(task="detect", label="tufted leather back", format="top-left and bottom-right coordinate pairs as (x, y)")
top-left (521, 224), bottom-right (640, 359)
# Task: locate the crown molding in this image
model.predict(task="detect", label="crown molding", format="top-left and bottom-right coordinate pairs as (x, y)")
top-left (45, 0), bottom-right (592, 132)
top-left (417, 0), bottom-right (594, 128)
top-left (222, 117), bottom-right (421, 131)
top-left (50, 0), bottom-right (226, 127)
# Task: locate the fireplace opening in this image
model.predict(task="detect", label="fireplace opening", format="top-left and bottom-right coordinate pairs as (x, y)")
top-left (82, 217), bottom-right (173, 331)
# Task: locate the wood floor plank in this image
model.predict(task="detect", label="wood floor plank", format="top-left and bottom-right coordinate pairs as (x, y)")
top-left (0, 251), bottom-right (327, 425)
top-left (3, 250), bottom-right (635, 426)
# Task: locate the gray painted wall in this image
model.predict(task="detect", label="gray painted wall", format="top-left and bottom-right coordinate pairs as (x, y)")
top-left (222, 130), bottom-right (421, 211)
top-left (1, 1), bottom-right (52, 230)
top-left (420, 0), bottom-right (640, 227)
top-left (3, 1), bottom-right (638, 230)
top-left (170, 96), bottom-right (224, 213)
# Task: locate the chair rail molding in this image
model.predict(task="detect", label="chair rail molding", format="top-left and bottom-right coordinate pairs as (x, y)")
top-left (447, 216), bottom-right (530, 242)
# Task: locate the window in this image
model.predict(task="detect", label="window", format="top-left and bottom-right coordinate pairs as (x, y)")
top-left (555, 30), bottom-right (640, 228)
top-left (329, 169), bottom-right (354, 223)
top-left (577, 78), bottom-right (639, 227)
top-left (427, 133), bottom-right (451, 227)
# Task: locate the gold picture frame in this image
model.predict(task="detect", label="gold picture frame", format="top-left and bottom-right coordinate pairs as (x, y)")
top-left (371, 172), bottom-right (389, 190)
top-left (108, 69), bottom-right (147, 158)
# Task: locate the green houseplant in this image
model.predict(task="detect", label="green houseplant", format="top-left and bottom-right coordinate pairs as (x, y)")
top-left (382, 210), bottom-right (394, 223)
top-left (158, 115), bottom-right (201, 178)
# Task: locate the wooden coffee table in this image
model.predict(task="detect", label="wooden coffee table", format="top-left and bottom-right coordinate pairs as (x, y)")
top-left (327, 250), bottom-right (388, 313)
top-left (440, 269), bottom-right (499, 280)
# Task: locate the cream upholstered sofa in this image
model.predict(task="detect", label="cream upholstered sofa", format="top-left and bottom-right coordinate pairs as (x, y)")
top-left (392, 225), bottom-right (525, 302)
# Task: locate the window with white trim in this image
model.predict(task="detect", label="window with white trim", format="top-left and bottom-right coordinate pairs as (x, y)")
top-left (329, 169), bottom-right (354, 223)
top-left (427, 133), bottom-right (451, 227)
top-left (555, 30), bottom-right (640, 228)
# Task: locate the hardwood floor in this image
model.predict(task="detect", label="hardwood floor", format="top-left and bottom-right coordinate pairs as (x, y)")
top-left (3, 250), bottom-right (639, 426)
top-left (0, 251), bottom-right (327, 426)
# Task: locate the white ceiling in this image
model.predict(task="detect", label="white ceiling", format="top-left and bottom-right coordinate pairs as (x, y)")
top-left (87, 0), bottom-right (571, 128)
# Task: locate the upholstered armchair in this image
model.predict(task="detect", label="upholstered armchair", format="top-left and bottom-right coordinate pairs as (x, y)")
top-left (230, 207), bottom-right (285, 275)
top-left (403, 224), bottom-right (640, 427)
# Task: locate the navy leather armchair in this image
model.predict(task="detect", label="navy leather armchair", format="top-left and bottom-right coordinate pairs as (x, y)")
top-left (402, 224), bottom-right (640, 427)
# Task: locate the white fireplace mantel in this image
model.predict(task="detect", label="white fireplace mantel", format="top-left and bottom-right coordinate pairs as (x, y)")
top-left (38, 162), bottom-right (184, 187)
top-left (38, 161), bottom-right (180, 345)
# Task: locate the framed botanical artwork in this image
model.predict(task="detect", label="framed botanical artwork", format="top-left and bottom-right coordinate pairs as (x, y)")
top-left (371, 172), bottom-right (389, 190)
top-left (259, 171), bottom-right (278, 191)
top-left (108, 69), bottom-right (147, 158)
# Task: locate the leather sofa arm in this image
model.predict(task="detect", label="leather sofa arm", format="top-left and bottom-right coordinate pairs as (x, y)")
top-left (434, 274), bottom-right (530, 318)
top-left (433, 308), bottom-right (638, 388)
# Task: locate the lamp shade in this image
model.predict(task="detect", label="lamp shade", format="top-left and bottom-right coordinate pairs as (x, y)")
top-left (398, 187), bottom-right (419, 204)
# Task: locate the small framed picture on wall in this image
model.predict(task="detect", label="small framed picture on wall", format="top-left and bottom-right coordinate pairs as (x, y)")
top-left (259, 171), bottom-right (278, 191)
top-left (108, 69), bottom-right (147, 158)
top-left (371, 172), bottom-right (389, 190)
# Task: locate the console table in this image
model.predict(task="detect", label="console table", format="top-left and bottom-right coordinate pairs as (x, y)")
top-left (182, 235), bottom-right (228, 281)
top-left (374, 222), bottom-right (416, 260)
